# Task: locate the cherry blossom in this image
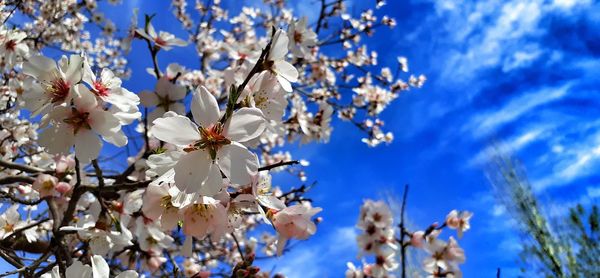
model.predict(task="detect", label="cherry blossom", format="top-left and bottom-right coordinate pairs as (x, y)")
top-left (151, 86), bottom-right (266, 194)
top-left (271, 204), bottom-right (322, 256)
top-left (137, 22), bottom-right (188, 50)
top-left (263, 29), bottom-right (298, 93)
top-left (287, 17), bottom-right (317, 58)
top-left (139, 76), bottom-right (187, 122)
top-left (39, 85), bottom-right (127, 162)
top-left (22, 54), bottom-right (83, 115)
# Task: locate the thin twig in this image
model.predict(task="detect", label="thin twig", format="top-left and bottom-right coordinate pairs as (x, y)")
top-left (258, 160), bottom-right (299, 171)
top-left (400, 184), bottom-right (409, 278)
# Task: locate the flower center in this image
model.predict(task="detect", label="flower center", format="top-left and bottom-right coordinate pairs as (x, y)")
top-left (93, 81), bottom-right (110, 97)
top-left (155, 37), bottom-right (167, 46)
top-left (160, 195), bottom-right (174, 209)
top-left (185, 123), bottom-right (231, 159)
top-left (294, 31), bottom-right (303, 43)
top-left (3, 223), bottom-right (14, 233)
top-left (4, 40), bottom-right (16, 51)
top-left (46, 75), bottom-right (71, 103)
top-left (63, 108), bottom-right (91, 134)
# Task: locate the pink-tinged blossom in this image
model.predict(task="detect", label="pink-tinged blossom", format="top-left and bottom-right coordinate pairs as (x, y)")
top-left (137, 22), bottom-right (188, 50)
top-left (182, 196), bottom-right (229, 240)
top-left (22, 54), bottom-right (83, 115)
top-left (151, 86), bottom-right (266, 194)
top-left (271, 204), bottom-right (322, 256)
top-left (39, 85), bottom-right (127, 162)
top-left (32, 173), bottom-right (58, 198)
top-left (445, 210), bottom-right (473, 238)
top-left (0, 29), bottom-right (29, 68)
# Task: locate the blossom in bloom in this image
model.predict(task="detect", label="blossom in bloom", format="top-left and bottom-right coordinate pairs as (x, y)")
top-left (0, 205), bottom-right (20, 239)
top-left (22, 54), bottom-right (83, 115)
top-left (142, 181), bottom-right (182, 231)
top-left (242, 72), bottom-right (288, 121)
top-left (38, 85), bottom-right (127, 162)
top-left (137, 22), bottom-right (188, 50)
top-left (42, 255), bottom-right (138, 278)
top-left (139, 76), bottom-right (187, 122)
top-left (82, 60), bottom-right (140, 114)
top-left (271, 204), bottom-right (322, 256)
top-left (287, 17), bottom-right (317, 58)
top-left (445, 210), bottom-right (473, 238)
top-left (182, 196), bottom-right (229, 240)
top-left (151, 86), bottom-right (266, 194)
top-left (32, 173), bottom-right (58, 198)
top-left (263, 29), bottom-right (298, 92)
top-left (369, 248), bottom-right (399, 277)
top-left (423, 235), bottom-right (465, 277)
top-left (0, 29), bottom-right (29, 68)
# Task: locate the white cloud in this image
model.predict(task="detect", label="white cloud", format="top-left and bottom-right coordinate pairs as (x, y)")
top-left (463, 84), bottom-right (571, 138)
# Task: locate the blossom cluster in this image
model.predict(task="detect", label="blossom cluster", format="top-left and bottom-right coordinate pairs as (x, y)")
top-left (0, 0), bottom-right (425, 277)
top-left (346, 200), bottom-right (472, 278)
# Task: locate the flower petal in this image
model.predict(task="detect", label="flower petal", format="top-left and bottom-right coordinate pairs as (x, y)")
top-left (216, 142), bottom-right (258, 185)
top-left (151, 115), bottom-right (200, 146)
top-left (75, 129), bottom-right (102, 162)
top-left (174, 150), bottom-right (212, 193)
top-left (224, 107), bottom-right (266, 142)
top-left (191, 86), bottom-right (220, 128)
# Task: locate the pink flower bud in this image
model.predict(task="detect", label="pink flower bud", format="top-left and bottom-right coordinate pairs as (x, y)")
top-left (55, 182), bottom-right (72, 194)
top-left (410, 231), bottom-right (425, 248)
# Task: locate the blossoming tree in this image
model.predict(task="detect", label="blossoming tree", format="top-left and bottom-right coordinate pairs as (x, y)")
top-left (0, 0), bottom-right (459, 277)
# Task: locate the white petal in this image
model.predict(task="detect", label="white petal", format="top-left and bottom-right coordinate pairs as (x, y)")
top-left (75, 129), bottom-right (103, 162)
top-left (224, 107), bottom-right (266, 142)
top-left (91, 255), bottom-right (110, 278)
top-left (23, 56), bottom-right (55, 79)
top-left (276, 74), bottom-right (292, 93)
top-left (73, 85), bottom-right (98, 111)
top-left (66, 260), bottom-right (92, 278)
top-left (191, 86), bottom-right (220, 128)
top-left (199, 163), bottom-right (223, 196)
top-left (274, 60), bottom-right (298, 82)
top-left (64, 55), bottom-right (83, 84)
top-left (151, 115), bottom-right (200, 146)
top-left (174, 150), bottom-right (212, 193)
top-left (39, 125), bottom-right (74, 156)
top-left (216, 142), bottom-right (258, 185)
top-left (115, 270), bottom-right (138, 278)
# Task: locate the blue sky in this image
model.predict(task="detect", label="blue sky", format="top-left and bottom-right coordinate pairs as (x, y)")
top-left (6, 0), bottom-right (600, 277)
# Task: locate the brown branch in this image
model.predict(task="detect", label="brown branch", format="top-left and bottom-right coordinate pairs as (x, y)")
top-left (399, 184), bottom-right (408, 278)
top-left (0, 175), bottom-right (36, 185)
top-left (0, 159), bottom-right (48, 174)
top-left (258, 160), bottom-right (299, 171)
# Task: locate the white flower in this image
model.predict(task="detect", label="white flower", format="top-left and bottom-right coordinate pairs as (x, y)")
top-left (137, 23), bottom-right (188, 50)
top-left (0, 205), bottom-right (21, 239)
top-left (139, 76), bottom-right (187, 122)
top-left (151, 86), bottom-right (266, 195)
top-left (182, 196), bottom-right (229, 240)
top-left (142, 181), bottom-right (182, 231)
top-left (445, 210), bottom-right (473, 238)
top-left (82, 60), bottom-right (140, 113)
top-left (0, 29), bottom-right (29, 67)
top-left (242, 72), bottom-right (288, 121)
top-left (42, 255), bottom-right (138, 278)
top-left (22, 54), bottom-right (83, 115)
top-left (263, 29), bottom-right (298, 92)
top-left (272, 204), bottom-right (322, 256)
top-left (38, 85), bottom-right (127, 162)
top-left (288, 17), bottom-right (317, 58)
